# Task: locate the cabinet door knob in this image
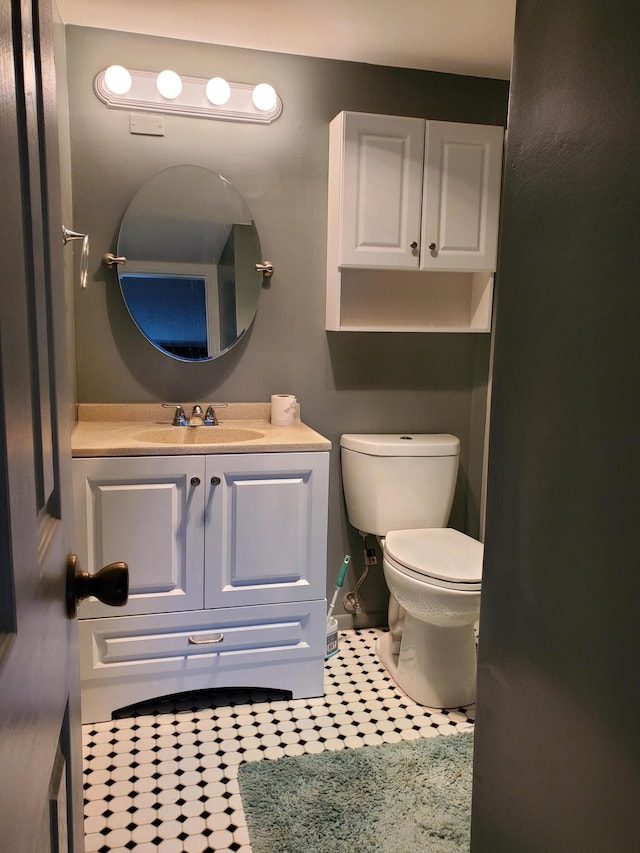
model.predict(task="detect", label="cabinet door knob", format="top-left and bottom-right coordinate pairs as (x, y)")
top-left (190, 476), bottom-right (201, 486)
top-left (410, 241), bottom-right (418, 250)
top-left (429, 242), bottom-right (437, 251)
top-left (210, 476), bottom-right (221, 486)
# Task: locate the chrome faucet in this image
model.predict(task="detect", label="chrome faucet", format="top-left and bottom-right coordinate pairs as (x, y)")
top-left (162, 403), bottom-right (187, 426)
top-left (163, 402), bottom-right (227, 426)
top-left (188, 405), bottom-right (204, 427)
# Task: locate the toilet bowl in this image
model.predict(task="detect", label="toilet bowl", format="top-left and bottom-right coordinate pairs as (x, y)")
top-left (378, 528), bottom-right (482, 709)
top-left (340, 433), bottom-right (484, 710)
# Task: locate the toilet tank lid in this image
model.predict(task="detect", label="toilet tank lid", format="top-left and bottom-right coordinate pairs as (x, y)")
top-left (340, 434), bottom-right (460, 457)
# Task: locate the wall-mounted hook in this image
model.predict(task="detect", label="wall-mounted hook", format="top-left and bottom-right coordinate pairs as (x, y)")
top-left (62, 225), bottom-right (90, 289)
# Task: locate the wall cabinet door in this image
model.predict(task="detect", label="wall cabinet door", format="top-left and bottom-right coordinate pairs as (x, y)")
top-left (335, 112), bottom-right (503, 272)
top-left (204, 452), bottom-right (329, 609)
top-left (336, 111), bottom-right (425, 269)
top-left (73, 456), bottom-right (206, 617)
top-left (421, 120), bottom-right (504, 271)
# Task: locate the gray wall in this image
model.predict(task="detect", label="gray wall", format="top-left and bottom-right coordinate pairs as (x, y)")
top-left (66, 26), bottom-right (508, 622)
top-left (53, 7), bottom-right (76, 418)
top-left (472, 0), bottom-right (640, 849)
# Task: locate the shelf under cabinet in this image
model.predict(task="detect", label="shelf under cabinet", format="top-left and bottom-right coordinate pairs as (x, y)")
top-left (327, 268), bottom-right (493, 332)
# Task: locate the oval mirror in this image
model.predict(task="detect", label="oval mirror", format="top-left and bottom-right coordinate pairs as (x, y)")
top-left (116, 165), bottom-right (264, 361)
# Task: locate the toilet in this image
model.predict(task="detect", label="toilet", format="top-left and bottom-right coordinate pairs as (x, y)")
top-left (340, 433), bottom-right (483, 709)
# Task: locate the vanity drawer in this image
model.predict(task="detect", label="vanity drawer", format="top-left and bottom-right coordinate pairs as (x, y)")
top-left (78, 599), bottom-right (327, 722)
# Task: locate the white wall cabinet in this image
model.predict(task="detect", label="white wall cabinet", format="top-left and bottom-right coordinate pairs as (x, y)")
top-left (326, 110), bottom-right (504, 332)
top-left (74, 451), bottom-right (329, 722)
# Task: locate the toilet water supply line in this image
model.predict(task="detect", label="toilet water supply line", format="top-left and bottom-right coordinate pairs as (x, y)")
top-left (343, 533), bottom-right (377, 613)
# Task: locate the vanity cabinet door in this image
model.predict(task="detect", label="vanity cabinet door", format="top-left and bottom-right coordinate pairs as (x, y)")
top-left (204, 452), bottom-right (329, 609)
top-left (73, 456), bottom-right (206, 618)
top-left (334, 111), bottom-right (425, 269)
top-left (420, 121), bottom-right (504, 272)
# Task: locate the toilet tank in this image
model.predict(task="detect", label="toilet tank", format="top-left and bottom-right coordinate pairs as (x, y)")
top-left (340, 434), bottom-right (460, 536)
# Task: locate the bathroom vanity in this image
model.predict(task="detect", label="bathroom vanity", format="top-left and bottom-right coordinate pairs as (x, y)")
top-left (72, 404), bottom-right (330, 723)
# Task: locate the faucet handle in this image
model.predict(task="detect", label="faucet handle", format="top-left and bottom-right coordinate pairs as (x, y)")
top-left (204, 403), bottom-right (227, 425)
top-left (162, 402), bottom-right (187, 426)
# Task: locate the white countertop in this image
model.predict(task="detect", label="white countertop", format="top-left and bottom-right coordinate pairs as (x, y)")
top-left (72, 403), bottom-right (331, 457)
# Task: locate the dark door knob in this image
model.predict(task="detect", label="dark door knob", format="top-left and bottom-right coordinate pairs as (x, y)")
top-left (66, 554), bottom-right (129, 618)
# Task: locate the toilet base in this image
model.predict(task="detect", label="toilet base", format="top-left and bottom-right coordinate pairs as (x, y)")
top-left (377, 615), bottom-right (477, 709)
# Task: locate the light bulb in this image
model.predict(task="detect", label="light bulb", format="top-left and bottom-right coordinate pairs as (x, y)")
top-left (252, 83), bottom-right (277, 112)
top-left (156, 70), bottom-right (182, 99)
top-left (205, 77), bottom-right (231, 106)
top-left (103, 65), bottom-right (132, 96)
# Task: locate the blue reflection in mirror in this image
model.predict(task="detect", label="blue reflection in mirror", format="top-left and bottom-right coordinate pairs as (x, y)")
top-left (120, 274), bottom-right (210, 361)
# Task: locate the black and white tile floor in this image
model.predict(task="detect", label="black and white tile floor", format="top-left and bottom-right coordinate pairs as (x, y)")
top-left (82, 628), bottom-right (475, 853)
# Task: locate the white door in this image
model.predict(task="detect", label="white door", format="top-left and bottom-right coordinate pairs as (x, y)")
top-left (73, 456), bottom-right (206, 616)
top-left (421, 120), bottom-right (504, 271)
top-left (339, 111), bottom-right (425, 268)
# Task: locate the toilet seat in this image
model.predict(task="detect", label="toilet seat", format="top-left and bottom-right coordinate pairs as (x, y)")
top-left (384, 528), bottom-right (483, 591)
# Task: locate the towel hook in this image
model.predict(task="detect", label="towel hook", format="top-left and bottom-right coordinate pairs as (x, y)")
top-left (62, 225), bottom-right (90, 289)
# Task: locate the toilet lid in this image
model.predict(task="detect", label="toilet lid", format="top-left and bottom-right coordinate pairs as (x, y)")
top-left (384, 528), bottom-right (483, 588)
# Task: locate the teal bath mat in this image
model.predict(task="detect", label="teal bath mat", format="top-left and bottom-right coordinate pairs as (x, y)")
top-left (238, 732), bottom-right (473, 853)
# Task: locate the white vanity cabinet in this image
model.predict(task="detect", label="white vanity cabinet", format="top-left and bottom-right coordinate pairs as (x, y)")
top-left (73, 450), bottom-right (329, 723)
top-left (326, 110), bottom-right (504, 332)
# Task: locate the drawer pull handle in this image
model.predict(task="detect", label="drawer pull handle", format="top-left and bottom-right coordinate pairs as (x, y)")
top-left (190, 477), bottom-right (201, 487)
top-left (188, 633), bottom-right (224, 645)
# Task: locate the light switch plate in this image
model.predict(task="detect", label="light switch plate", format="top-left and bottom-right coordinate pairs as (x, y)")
top-left (129, 113), bottom-right (164, 136)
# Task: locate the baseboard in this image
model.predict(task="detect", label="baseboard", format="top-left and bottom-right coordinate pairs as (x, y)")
top-left (336, 611), bottom-right (388, 632)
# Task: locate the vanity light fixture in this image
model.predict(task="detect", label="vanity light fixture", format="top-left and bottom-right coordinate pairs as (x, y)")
top-left (205, 76), bottom-right (231, 106)
top-left (156, 69), bottom-right (183, 99)
top-left (251, 83), bottom-right (278, 112)
top-left (95, 66), bottom-right (282, 124)
top-left (103, 64), bottom-right (132, 96)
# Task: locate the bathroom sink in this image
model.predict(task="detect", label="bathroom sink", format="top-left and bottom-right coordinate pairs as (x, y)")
top-left (136, 426), bottom-right (265, 445)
